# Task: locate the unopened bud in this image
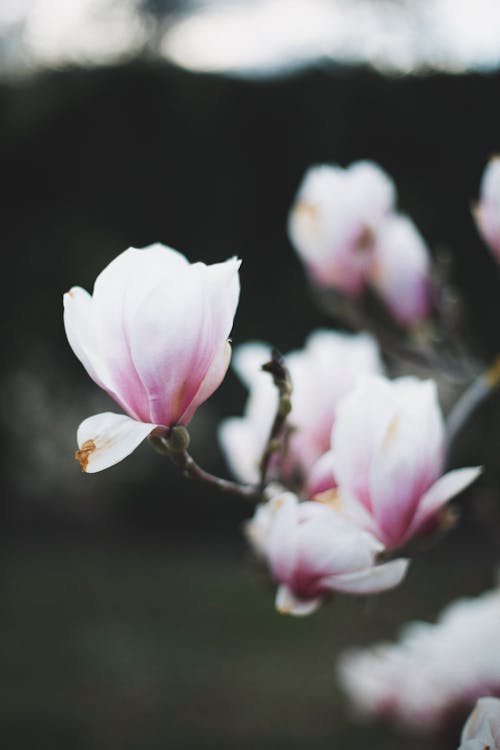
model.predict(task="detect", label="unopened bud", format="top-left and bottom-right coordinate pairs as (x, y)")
top-left (163, 425), bottom-right (191, 454)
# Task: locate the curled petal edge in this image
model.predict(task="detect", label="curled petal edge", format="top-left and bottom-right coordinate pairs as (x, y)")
top-left (275, 585), bottom-right (323, 616)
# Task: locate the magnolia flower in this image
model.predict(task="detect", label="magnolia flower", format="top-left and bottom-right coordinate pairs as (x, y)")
top-left (474, 156), bottom-right (500, 262)
top-left (289, 160), bottom-right (434, 327)
top-left (64, 243), bottom-right (240, 472)
top-left (246, 493), bottom-right (408, 615)
top-left (370, 214), bottom-right (433, 326)
top-left (288, 161), bottom-right (395, 293)
top-left (459, 697), bottom-right (500, 750)
top-left (327, 375), bottom-right (480, 549)
top-left (338, 586), bottom-right (500, 734)
top-left (219, 330), bottom-right (382, 488)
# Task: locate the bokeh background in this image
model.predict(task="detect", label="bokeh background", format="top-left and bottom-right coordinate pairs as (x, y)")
top-left (2, 1), bottom-right (500, 748)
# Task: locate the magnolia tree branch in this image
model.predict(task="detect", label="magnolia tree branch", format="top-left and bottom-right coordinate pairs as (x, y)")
top-left (447, 356), bottom-right (500, 445)
top-left (149, 428), bottom-right (259, 502)
top-left (315, 286), bottom-right (476, 383)
top-left (259, 349), bottom-right (293, 492)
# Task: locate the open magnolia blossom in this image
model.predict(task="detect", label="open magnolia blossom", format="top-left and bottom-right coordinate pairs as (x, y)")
top-left (218, 330), bottom-right (382, 489)
top-left (288, 161), bottom-right (395, 294)
top-left (245, 493), bottom-right (409, 616)
top-left (459, 697), bottom-right (500, 750)
top-left (338, 586), bottom-right (500, 734)
top-left (64, 243), bottom-right (240, 472)
top-left (288, 160), bottom-right (433, 326)
top-left (322, 374), bottom-right (481, 549)
top-left (474, 156), bottom-right (500, 262)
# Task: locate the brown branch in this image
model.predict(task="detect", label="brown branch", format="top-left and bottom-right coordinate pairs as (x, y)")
top-left (258, 349), bottom-right (293, 492)
top-left (149, 427), bottom-right (260, 503)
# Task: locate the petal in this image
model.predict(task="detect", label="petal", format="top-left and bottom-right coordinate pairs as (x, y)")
top-left (179, 339), bottom-right (232, 424)
top-left (369, 378), bottom-right (445, 547)
top-left (297, 507), bottom-right (379, 576)
top-left (92, 246), bottom-right (188, 420)
top-left (64, 287), bottom-right (102, 385)
top-left (307, 451), bottom-right (337, 497)
top-left (64, 287), bottom-right (136, 416)
top-left (407, 466), bottom-right (482, 539)
top-left (288, 330), bottom-right (383, 474)
top-left (331, 375), bottom-right (399, 513)
top-left (76, 412), bottom-right (157, 473)
top-left (475, 157), bottom-right (500, 262)
top-left (461, 697), bottom-right (500, 747)
top-left (266, 493), bottom-right (300, 582)
top-left (218, 416), bottom-right (263, 485)
top-left (232, 341), bottom-right (272, 389)
top-left (128, 257), bottom-right (240, 425)
top-left (323, 558), bottom-right (409, 595)
top-left (275, 584), bottom-right (323, 616)
top-left (370, 214), bottom-right (433, 326)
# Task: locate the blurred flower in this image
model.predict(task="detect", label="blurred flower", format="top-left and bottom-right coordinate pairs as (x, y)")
top-left (338, 586), bottom-right (500, 734)
top-left (64, 243), bottom-right (240, 472)
top-left (288, 161), bottom-right (395, 294)
top-left (289, 160), bottom-right (434, 327)
top-left (219, 330), bottom-right (382, 488)
top-left (370, 214), bottom-right (433, 326)
top-left (474, 156), bottom-right (500, 262)
top-left (328, 375), bottom-right (480, 549)
top-left (459, 697), bottom-right (500, 750)
top-left (246, 493), bottom-right (408, 616)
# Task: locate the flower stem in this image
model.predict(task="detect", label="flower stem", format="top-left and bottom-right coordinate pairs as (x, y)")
top-left (170, 448), bottom-right (259, 501)
top-left (149, 427), bottom-right (260, 502)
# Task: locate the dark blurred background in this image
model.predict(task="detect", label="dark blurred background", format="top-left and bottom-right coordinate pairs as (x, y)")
top-left (2, 1), bottom-right (500, 748)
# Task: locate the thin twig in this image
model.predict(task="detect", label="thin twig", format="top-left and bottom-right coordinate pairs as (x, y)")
top-left (169, 449), bottom-right (259, 501)
top-left (446, 356), bottom-right (500, 445)
top-left (149, 427), bottom-right (260, 503)
top-left (258, 349), bottom-right (293, 493)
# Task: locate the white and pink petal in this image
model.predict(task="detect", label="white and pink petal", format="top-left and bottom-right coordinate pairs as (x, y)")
top-left (75, 412), bottom-right (158, 473)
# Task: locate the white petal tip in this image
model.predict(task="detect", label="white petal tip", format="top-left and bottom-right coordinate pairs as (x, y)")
top-left (75, 412), bottom-right (157, 473)
top-left (275, 585), bottom-right (322, 616)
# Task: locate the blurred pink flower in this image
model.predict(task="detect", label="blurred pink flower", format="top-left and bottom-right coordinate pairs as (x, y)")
top-left (246, 493), bottom-right (408, 616)
top-left (338, 587), bottom-right (500, 735)
top-left (474, 156), bottom-right (500, 262)
top-left (459, 697), bottom-right (500, 750)
top-left (64, 243), bottom-right (240, 472)
top-left (288, 161), bottom-right (395, 294)
top-left (329, 375), bottom-right (480, 549)
top-left (288, 161), bottom-right (434, 326)
top-left (219, 330), bottom-right (382, 489)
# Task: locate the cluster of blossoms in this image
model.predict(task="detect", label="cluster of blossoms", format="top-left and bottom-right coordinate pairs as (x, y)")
top-left (288, 161), bottom-right (433, 326)
top-left (338, 585), bottom-right (500, 735)
top-left (224, 342), bottom-right (479, 614)
top-left (64, 156), bottom-right (498, 746)
top-left (64, 241), bottom-right (479, 617)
